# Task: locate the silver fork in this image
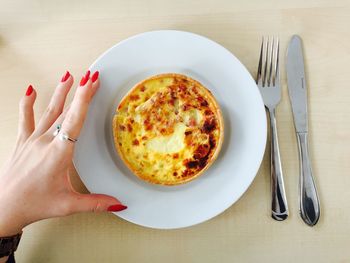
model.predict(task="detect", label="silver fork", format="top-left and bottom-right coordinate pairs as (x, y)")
top-left (257, 37), bottom-right (289, 221)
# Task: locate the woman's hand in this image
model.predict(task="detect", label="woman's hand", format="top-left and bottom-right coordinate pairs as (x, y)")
top-left (0, 70), bottom-right (126, 237)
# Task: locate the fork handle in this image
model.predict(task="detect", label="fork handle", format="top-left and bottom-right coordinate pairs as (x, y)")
top-left (268, 108), bottom-right (289, 221)
top-left (297, 132), bottom-right (320, 226)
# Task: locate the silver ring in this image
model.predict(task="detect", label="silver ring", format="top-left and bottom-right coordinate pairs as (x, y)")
top-left (53, 124), bottom-right (61, 137)
top-left (59, 132), bottom-right (78, 142)
top-left (53, 124), bottom-right (78, 143)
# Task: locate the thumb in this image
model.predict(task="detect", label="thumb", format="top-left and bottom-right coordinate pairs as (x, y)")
top-left (68, 192), bottom-right (127, 213)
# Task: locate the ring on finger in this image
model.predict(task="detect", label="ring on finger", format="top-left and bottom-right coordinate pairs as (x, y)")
top-left (53, 124), bottom-right (61, 136)
top-left (53, 124), bottom-right (78, 143)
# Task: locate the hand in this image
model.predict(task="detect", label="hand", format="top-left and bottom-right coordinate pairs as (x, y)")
top-left (0, 70), bottom-right (127, 237)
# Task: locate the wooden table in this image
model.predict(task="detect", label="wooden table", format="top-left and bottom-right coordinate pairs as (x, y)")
top-left (1, 0), bottom-right (349, 262)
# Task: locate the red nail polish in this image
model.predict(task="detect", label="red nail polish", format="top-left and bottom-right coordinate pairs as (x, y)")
top-left (80, 76), bottom-right (86, 86)
top-left (26, 85), bottom-right (33, 96)
top-left (79, 70), bottom-right (90, 86)
top-left (91, 71), bottom-right (99, 83)
top-left (84, 70), bottom-right (90, 80)
top-left (61, 71), bottom-right (70, 82)
top-left (107, 204), bottom-right (127, 212)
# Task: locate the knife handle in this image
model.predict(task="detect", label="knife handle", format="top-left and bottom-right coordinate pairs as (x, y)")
top-left (268, 108), bottom-right (289, 221)
top-left (297, 132), bottom-right (320, 226)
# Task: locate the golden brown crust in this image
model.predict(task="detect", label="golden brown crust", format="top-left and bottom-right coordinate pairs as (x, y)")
top-left (113, 73), bottom-right (224, 185)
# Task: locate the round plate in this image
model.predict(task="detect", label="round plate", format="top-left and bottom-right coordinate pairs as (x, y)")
top-left (74, 30), bottom-right (267, 229)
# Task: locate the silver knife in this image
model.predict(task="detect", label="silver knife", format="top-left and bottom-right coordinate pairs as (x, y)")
top-left (286, 35), bottom-right (320, 226)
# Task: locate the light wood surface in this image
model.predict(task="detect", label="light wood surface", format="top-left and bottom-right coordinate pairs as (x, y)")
top-left (1, 0), bottom-right (350, 262)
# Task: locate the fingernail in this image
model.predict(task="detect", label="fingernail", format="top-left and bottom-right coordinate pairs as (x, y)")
top-left (91, 71), bottom-right (99, 83)
top-left (26, 85), bottom-right (33, 96)
top-left (84, 70), bottom-right (91, 80)
top-left (61, 71), bottom-right (70, 82)
top-left (80, 70), bottom-right (90, 86)
top-left (107, 204), bottom-right (127, 212)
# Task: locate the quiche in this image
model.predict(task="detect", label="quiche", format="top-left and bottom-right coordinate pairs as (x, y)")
top-left (113, 73), bottom-right (224, 185)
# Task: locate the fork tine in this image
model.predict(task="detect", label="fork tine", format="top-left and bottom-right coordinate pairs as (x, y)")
top-left (263, 37), bottom-right (268, 87)
top-left (274, 37), bottom-right (280, 86)
top-left (257, 37), bottom-right (264, 85)
top-left (268, 37), bottom-right (274, 87)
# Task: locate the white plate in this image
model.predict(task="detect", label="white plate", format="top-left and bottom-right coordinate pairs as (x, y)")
top-left (74, 30), bottom-right (267, 229)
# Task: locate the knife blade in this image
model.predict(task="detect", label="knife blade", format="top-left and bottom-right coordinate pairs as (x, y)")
top-left (286, 35), bottom-right (321, 226)
top-left (286, 36), bottom-right (308, 133)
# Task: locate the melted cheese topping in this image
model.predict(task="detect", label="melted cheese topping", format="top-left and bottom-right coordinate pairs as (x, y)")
top-left (146, 123), bottom-right (187, 154)
top-left (113, 74), bottom-right (223, 185)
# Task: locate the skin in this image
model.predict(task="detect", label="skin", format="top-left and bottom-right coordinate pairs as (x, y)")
top-left (0, 71), bottom-right (125, 262)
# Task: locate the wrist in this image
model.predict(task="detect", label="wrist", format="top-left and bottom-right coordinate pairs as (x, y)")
top-left (0, 219), bottom-right (24, 237)
top-left (0, 207), bottom-right (25, 237)
top-left (0, 256), bottom-right (9, 262)
top-left (0, 195), bottom-right (25, 237)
